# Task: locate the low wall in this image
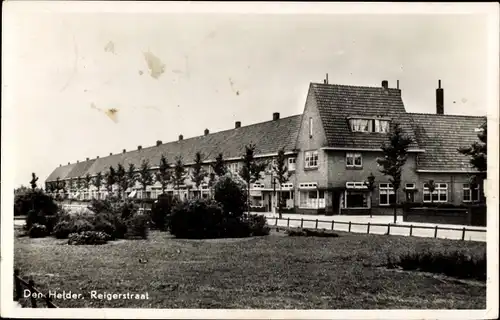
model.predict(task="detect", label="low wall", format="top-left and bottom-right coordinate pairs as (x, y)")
top-left (403, 206), bottom-right (486, 226)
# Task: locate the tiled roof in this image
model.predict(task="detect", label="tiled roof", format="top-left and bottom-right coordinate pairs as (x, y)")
top-left (311, 83), bottom-right (420, 150)
top-left (45, 115), bottom-right (302, 182)
top-left (409, 113), bottom-right (486, 171)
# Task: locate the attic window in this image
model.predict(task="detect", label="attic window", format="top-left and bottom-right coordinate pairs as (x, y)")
top-left (349, 118), bottom-right (390, 133)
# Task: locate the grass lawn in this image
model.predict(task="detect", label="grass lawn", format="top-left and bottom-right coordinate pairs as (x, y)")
top-left (14, 228), bottom-right (486, 309)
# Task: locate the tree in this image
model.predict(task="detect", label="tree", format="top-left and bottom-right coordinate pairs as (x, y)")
top-left (172, 156), bottom-right (187, 199)
top-left (93, 172), bottom-right (103, 199)
top-left (426, 179), bottom-right (436, 204)
top-left (239, 144), bottom-right (267, 214)
top-left (458, 121), bottom-right (487, 199)
top-left (155, 154), bottom-right (171, 196)
top-left (272, 148), bottom-right (290, 218)
top-left (364, 173), bottom-right (376, 218)
top-left (105, 166), bottom-right (117, 197)
top-left (376, 123), bottom-right (413, 223)
top-left (75, 176), bottom-right (82, 195)
top-left (83, 173), bottom-right (92, 199)
top-left (115, 163), bottom-right (127, 199)
top-left (191, 152), bottom-right (208, 199)
top-left (30, 173), bottom-right (39, 190)
top-left (211, 153), bottom-right (227, 177)
top-left (126, 163), bottom-right (138, 197)
top-left (138, 159), bottom-right (153, 202)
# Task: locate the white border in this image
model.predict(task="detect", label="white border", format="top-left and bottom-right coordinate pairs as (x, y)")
top-left (1, 2), bottom-right (499, 319)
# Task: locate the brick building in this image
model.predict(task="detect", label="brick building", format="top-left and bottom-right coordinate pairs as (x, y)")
top-left (45, 78), bottom-right (486, 215)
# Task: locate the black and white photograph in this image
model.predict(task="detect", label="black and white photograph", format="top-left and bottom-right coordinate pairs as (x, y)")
top-left (1, 1), bottom-right (499, 319)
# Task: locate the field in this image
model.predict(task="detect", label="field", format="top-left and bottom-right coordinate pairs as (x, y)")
top-left (14, 229), bottom-right (486, 309)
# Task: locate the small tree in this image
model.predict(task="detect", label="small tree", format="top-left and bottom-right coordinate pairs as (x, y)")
top-left (75, 177), bottom-right (82, 198)
top-left (30, 173), bottom-right (39, 190)
top-left (172, 156), bottom-right (187, 199)
top-left (272, 148), bottom-right (290, 218)
top-left (191, 152), bottom-right (208, 199)
top-left (239, 144), bottom-right (267, 214)
top-left (376, 123), bottom-right (412, 223)
top-left (138, 159), bottom-right (153, 203)
top-left (93, 172), bottom-right (103, 199)
top-left (155, 155), bottom-right (171, 196)
top-left (364, 173), bottom-right (376, 218)
top-left (83, 173), bottom-right (92, 199)
top-left (116, 163), bottom-right (127, 199)
top-left (105, 166), bottom-right (117, 198)
top-left (126, 163), bottom-right (137, 197)
top-left (211, 153), bottom-right (227, 177)
top-left (458, 121), bottom-right (487, 200)
top-left (426, 179), bottom-right (436, 204)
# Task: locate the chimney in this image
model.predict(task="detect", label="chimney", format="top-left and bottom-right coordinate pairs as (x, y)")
top-left (86, 157), bottom-right (89, 161)
top-left (68, 162), bottom-right (70, 165)
top-left (381, 80), bottom-right (388, 89)
top-left (123, 149), bottom-right (126, 153)
top-left (97, 156), bottom-right (99, 159)
top-left (397, 80), bottom-right (400, 90)
top-left (110, 152), bottom-right (113, 156)
top-left (59, 164), bottom-right (62, 167)
top-left (326, 73), bottom-right (329, 84)
top-left (77, 160), bottom-right (79, 163)
top-left (235, 121), bottom-right (241, 128)
top-left (179, 134), bottom-right (183, 141)
top-left (273, 112), bottom-right (280, 121)
top-left (138, 145), bottom-right (142, 150)
top-left (436, 79), bottom-right (444, 115)
top-left (204, 128), bottom-right (209, 136)
top-left (156, 140), bottom-right (162, 146)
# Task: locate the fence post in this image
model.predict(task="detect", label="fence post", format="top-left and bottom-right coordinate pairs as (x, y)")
top-left (331, 220), bottom-right (335, 230)
top-left (348, 221), bottom-right (352, 232)
top-left (275, 217), bottom-right (278, 226)
top-left (387, 223), bottom-right (391, 235)
top-left (462, 227), bottom-right (466, 241)
top-left (14, 269), bottom-right (21, 301)
top-left (287, 218), bottom-right (290, 227)
top-left (367, 222), bottom-right (370, 234)
top-left (434, 226), bottom-right (438, 238)
top-left (28, 279), bottom-right (37, 308)
top-left (300, 218), bottom-right (304, 228)
top-left (409, 225), bottom-right (413, 236)
top-left (315, 219), bottom-right (318, 229)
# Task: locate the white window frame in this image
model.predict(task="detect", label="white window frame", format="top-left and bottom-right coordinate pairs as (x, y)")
top-left (304, 151), bottom-right (319, 169)
top-left (288, 157), bottom-right (296, 172)
top-left (349, 118), bottom-right (371, 132)
top-left (299, 189), bottom-right (325, 209)
top-left (379, 183), bottom-right (395, 206)
top-left (462, 183), bottom-right (480, 203)
top-left (374, 119), bottom-right (390, 133)
top-left (346, 152), bottom-right (362, 168)
top-left (423, 183), bottom-right (448, 203)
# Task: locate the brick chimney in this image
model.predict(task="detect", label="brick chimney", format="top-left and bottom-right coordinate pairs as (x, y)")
top-left (77, 160), bottom-right (79, 163)
top-left (381, 80), bottom-right (388, 89)
top-left (123, 149), bottom-right (126, 153)
top-left (235, 121), bottom-right (241, 129)
top-left (68, 162), bottom-right (70, 165)
top-left (59, 164), bottom-right (62, 167)
top-left (110, 152), bottom-right (113, 156)
top-left (436, 79), bottom-right (444, 115)
top-left (86, 157), bottom-right (89, 161)
top-left (156, 140), bottom-right (162, 146)
top-left (397, 80), bottom-right (400, 90)
top-left (273, 112), bottom-right (280, 121)
top-left (179, 134), bottom-right (183, 141)
top-left (97, 156), bottom-right (99, 159)
top-left (204, 128), bottom-right (209, 136)
top-left (326, 73), bottom-right (329, 84)
top-left (138, 145), bottom-right (142, 150)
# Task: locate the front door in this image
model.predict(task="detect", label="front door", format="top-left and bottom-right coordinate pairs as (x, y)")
top-left (332, 191), bottom-right (341, 215)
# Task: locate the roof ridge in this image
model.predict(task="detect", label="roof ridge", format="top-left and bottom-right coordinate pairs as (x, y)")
top-left (311, 82), bottom-right (400, 91)
top-left (409, 112), bottom-right (486, 118)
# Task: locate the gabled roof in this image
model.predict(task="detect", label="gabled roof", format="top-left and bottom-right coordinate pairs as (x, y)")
top-left (45, 114), bottom-right (302, 182)
top-left (409, 113), bottom-right (486, 172)
top-left (310, 83), bottom-right (420, 150)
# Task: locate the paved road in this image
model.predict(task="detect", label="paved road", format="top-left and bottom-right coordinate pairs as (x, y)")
top-left (259, 212), bottom-right (487, 242)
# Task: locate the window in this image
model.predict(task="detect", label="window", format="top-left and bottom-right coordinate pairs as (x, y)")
top-left (344, 191), bottom-right (369, 208)
top-left (374, 120), bottom-right (390, 133)
top-left (304, 151), bottom-right (319, 168)
top-left (379, 183), bottom-right (395, 205)
top-left (229, 162), bottom-right (241, 174)
top-left (299, 190), bottom-right (325, 208)
top-left (423, 183), bottom-right (448, 203)
top-left (309, 117), bottom-right (313, 137)
top-left (349, 119), bottom-right (371, 132)
top-left (288, 157), bottom-right (296, 171)
top-left (346, 153), bottom-right (362, 168)
top-left (463, 184), bottom-right (480, 202)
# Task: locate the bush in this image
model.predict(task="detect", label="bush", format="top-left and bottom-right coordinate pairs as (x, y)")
top-left (25, 210), bottom-right (46, 231)
top-left (149, 194), bottom-right (177, 231)
top-left (125, 214), bottom-right (150, 239)
top-left (68, 231), bottom-right (111, 245)
top-left (88, 198), bottom-right (114, 214)
top-left (29, 223), bottom-right (48, 238)
top-left (112, 199), bottom-right (139, 220)
top-left (285, 228), bottom-right (339, 238)
top-left (170, 199), bottom-right (226, 239)
top-left (15, 189), bottom-right (58, 217)
top-left (244, 214), bottom-right (270, 236)
top-left (213, 174), bottom-right (247, 217)
top-left (53, 213), bottom-right (95, 239)
top-left (390, 249), bottom-right (486, 281)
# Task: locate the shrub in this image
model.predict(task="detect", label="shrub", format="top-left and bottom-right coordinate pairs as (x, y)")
top-left (53, 213), bottom-right (95, 239)
top-left (15, 189), bottom-right (58, 217)
top-left (28, 223), bottom-right (48, 238)
top-left (88, 198), bottom-right (114, 214)
top-left (149, 194), bottom-right (177, 231)
top-left (112, 199), bottom-right (139, 219)
top-left (125, 214), bottom-right (150, 239)
top-left (213, 174), bottom-right (247, 217)
top-left (68, 231), bottom-right (111, 245)
top-left (25, 210), bottom-right (46, 231)
top-left (285, 228), bottom-right (339, 238)
top-left (244, 214), bottom-right (270, 236)
top-left (170, 199), bottom-right (226, 239)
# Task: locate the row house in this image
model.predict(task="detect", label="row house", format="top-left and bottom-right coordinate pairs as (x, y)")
top-left (45, 78), bottom-right (486, 215)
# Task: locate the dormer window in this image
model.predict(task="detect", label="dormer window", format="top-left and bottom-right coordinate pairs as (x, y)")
top-left (348, 117), bottom-right (390, 133)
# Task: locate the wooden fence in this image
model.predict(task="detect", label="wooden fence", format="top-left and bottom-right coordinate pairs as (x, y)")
top-left (270, 217), bottom-right (486, 241)
top-left (14, 269), bottom-right (58, 308)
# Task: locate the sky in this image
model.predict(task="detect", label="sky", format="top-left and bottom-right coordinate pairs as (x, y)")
top-left (3, 5), bottom-right (495, 188)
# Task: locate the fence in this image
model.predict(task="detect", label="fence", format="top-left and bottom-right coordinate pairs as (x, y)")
top-left (14, 268), bottom-right (58, 308)
top-left (270, 216), bottom-right (486, 242)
